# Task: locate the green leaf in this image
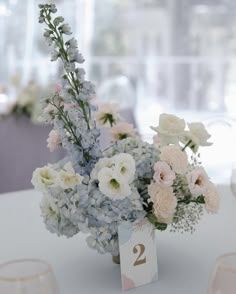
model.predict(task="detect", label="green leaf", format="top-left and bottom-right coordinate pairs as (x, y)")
top-left (155, 222), bottom-right (168, 231)
top-left (147, 214), bottom-right (168, 231)
top-left (196, 195), bottom-right (205, 204)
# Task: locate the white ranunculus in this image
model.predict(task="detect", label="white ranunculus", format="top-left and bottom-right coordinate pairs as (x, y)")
top-left (188, 122), bottom-right (212, 147)
top-left (58, 162), bottom-right (83, 189)
top-left (204, 181), bottom-right (220, 213)
top-left (97, 167), bottom-right (131, 199)
top-left (148, 183), bottom-right (177, 224)
top-left (153, 161), bottom-right (176, 188)
top-left (187, 167), bottom-right (209, 196)
top-left (90, 157), bottom-right (113, 180)
top-left (31, 166), bottom-right (58, 191)
top-left (151, 113), bottom-right (185, 138)
top-left (113, 153), bottom-right (136, 183)
top-left (160, 145), bottom-right (188, 174)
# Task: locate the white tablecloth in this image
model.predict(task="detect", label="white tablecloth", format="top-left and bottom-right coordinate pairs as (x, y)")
top-left (0, 186), bottom-right (236, 294)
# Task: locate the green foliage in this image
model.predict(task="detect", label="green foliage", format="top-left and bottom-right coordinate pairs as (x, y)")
top-left (147, 214), bottom-right (168, 231)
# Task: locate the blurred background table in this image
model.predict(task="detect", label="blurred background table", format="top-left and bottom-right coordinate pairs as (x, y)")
top-left (0, 186), bottom-right (235, 294)
top-left (0, 116), bottom-right (64, 193)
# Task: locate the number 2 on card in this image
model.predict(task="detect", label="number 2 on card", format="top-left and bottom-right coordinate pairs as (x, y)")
top-left (133, 244), bottom-right (146, 266)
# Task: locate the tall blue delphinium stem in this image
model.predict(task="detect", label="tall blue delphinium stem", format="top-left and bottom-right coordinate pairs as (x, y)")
top-left (38, 4), bottom-right (101, 175)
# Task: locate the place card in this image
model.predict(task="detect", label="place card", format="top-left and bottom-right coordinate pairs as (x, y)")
top-left (118, 218), bottom-right (158, 290)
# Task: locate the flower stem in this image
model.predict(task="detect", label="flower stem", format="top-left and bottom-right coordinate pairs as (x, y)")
top-left (182, 139), bottom-right (192, 151)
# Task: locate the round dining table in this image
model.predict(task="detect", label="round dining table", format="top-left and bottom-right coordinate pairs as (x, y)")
top-left (0, 185), bottom-right (235, 294)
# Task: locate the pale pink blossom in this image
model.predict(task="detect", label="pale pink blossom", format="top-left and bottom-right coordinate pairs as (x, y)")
top-left (54, 84), bottom-right (62, 93)
top-left (47, 130), bottom-right (61, 152)
top-left (160, 145), bottom-right (188, 174)
top-left (110, 122), bottom-right (136, 141)
top-left (63, 102), bottom-right (77, 110)
top-left (43, 103), bottom-right (57, 114)
top-left (96, 103), bottom-right (121, 127)
top-left (204, 181), bottom-right (220, 213)
top-left (148, 183), bottom-right (177, 224)
top-left (187, 167), bottom-right (209, 196)
top-left (153, 161), bottom-right (175, 188)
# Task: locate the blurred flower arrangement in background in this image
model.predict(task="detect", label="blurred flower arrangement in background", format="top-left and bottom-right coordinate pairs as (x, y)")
top-left (0, 74), bottom-right (61, 122)
top-left (32, 4), bottom-right (219, 259)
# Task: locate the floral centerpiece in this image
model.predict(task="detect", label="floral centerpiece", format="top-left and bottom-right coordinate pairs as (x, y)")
top-left (32, 4), bottom-right (219, 261)
top-left (0, 74), bottom-right (61, 121)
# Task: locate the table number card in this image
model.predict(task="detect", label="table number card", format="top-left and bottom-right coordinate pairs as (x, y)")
top-left (118, 218), bottom-right (158, 290)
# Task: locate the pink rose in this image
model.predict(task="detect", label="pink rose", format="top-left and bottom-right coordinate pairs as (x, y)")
top-left (153, 161), bottom-right (175, 188)
top-left (148, 183), bottom-right (177, 224)
top-left (187, 167), bottom-right (209, 196)
top-left (204, 182), bottom-right (220, 213)
top-left (160, 145), bottom-right (188, 175)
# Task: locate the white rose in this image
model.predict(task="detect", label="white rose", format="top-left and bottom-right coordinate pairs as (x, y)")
top-left (187, 167), bottom-right (209, 196)
top-left (204, 181), bottom-right (220, 213)
top-left (153, 161), bottom-right (176, 188)
top-left (91, 157), bottom-right (113, 180)
top-left (97, 167), bottom-right (131, 199)
top-left (31, 166), bottom-right (58, 191)
top-left (188, 122), bottom-right (212, 147)
top-left (58, 162), bottom-right (83, 189)
top-left (113, 153), bottom-right (135, 183)
top-left (151, 113), bottom-right (185, 144)
top-left (152, 133), bottom-right (176, 148)
top-left (160, 145), bottom-right (188, 174)
top-left (148, 183), bottom-right (177, 224)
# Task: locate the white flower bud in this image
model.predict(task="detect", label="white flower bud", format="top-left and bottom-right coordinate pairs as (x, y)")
top-left (60, 24), bottom-right (72, 35)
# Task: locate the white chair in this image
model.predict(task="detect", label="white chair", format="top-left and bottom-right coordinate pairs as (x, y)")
top-left (202, 115), bottom-right (236, 184)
